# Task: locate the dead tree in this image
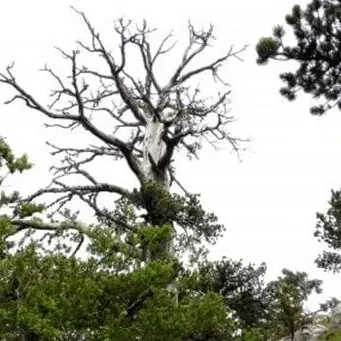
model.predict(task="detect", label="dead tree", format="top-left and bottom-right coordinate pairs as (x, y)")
top-left (0, 9), bottom-right (246, 258)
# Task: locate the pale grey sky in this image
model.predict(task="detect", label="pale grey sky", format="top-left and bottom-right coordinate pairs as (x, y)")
top-left (1, 0), bottom-right (340, 310)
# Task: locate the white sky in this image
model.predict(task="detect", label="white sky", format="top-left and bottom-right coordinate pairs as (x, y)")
top-left (0, 0), bottom-right (340, 310)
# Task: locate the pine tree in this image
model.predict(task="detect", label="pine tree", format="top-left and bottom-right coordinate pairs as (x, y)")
top-left (256, 0), bottom-right (341, 115)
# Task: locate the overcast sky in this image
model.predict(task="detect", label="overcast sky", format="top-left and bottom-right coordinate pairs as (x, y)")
top-left (0, 0), bottom-right (340, 310)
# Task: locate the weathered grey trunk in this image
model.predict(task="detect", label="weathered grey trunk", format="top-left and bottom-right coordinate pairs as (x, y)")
top-left (141, 117), bottom-right (174, 260)
top-left (142, 118), bottom-right (169, 190)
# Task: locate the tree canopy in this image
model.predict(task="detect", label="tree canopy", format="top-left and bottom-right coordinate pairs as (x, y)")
top-left (0, 9), bottom-right (248, 265)
top-left (315, 189), bottom-right (341, 272)
top-left (263, 269), bottom-right (323, 340)
top-left (0, 140), bottom-right (240, 341)
top-left (256, 0), bottom-right (341, 277)
top-left (256, 0), bottom-right (341, 115)
top-left (0, 5), bottom-right (338, 341)
top-left (0, 10), bottom-right (252, 341)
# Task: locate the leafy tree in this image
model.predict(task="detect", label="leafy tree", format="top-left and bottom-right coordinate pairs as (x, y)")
top-left (227, 268), bottom-right (327, 341)
top-left (3, 7), bottom-right (330, 341)
top-left (255, 0), bottom-right (341, 276)
top-left (0, 141), bottom-right (270, 340)
top-left (0, 8), bottom-right (249, 340)
top-left (315, 190), bottom-right (341, 272)
top-left (191, 258), bottom-right (268, 328)
top-left (186, 260), bottom-right (332, 341)
top-left (0, 227), bottom-right (236, 341)
top-left (0, 229), bottom-right (237, 341)
top-left (0, 10), bottom-right (247, 337)
top-left (0, 126), bottom-right (330, 341)
top-left (263, 269), bottom-right (323, 340)
top-left (0, 136), bottom-right (35, 258)
top-left (0, 141), bottom-right (239, 341)
top-left (256, 0), bottom-right (341, 115)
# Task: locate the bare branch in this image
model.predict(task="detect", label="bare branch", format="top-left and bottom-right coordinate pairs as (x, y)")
top-left (0, 12), bottom-right (246, 239)
top-left (0, 58), bottom-right (145, 182)
top-left (0, 66), bottom-right (79, 121)
top-left (6, 217), bottom-right (142, 260)
top-left (77, 192), bottom-right (134, 232)
top-left (176, 46), bottom-right (247, 86)
top-left (25, 182), bottom-right (134, 203)
top-left (72, 7), bottom-right (147, 125)
top-left (71, 234), bottom-right (85, 256)
top-left (5, 218), bottom-right (83, 239)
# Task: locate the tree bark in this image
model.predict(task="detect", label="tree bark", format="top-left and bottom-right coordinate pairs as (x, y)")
top-left (142, 117), bottom-right (169, 191)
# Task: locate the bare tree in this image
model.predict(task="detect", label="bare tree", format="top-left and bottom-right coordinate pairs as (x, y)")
top-left (0, 9), bottom-right (246, 258)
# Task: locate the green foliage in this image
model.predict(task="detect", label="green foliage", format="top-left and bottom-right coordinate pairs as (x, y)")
top-left (256, 0), bottom-right (341, 114)
top-left (315, 189), bottom-right (341, 272)
top-left (0, 140), bottom-right (239, 341)
top-left (0, 137), bottom-right (329, 341)
top-left (257, 0), bottom-right (341, 277)
top-left (0, 190), bottom-right (20, 207)
top-left (256, 37), bottom-right (280, 65)
top-left (139, 181), bottom-right (225, 258)
top-left (319, 330), bottom-right (341, 341)
top-left (0, 137), bottom-right (32, 174)
top-left (235, 328), bottom-right (270, 341)
top-left (188, 258), bottom-right (268, 328)
top-left (0, 114), bottom-right (331, 341)
top-left (0, 235), bottom-right (236, 341)
top-left (320, 298), bottom-right (341, 313)
top-left (258, 0), bottom-right (341, 276)
top-left (14, 203), bottom-right (45, 219)
top-left (263, 269), bottom-right (323, 340)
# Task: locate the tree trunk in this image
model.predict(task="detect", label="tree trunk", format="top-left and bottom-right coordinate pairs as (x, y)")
top-left (142, 117), bottom-right (169, 190)
top-left (140, 117), bottom-right (174, 260)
